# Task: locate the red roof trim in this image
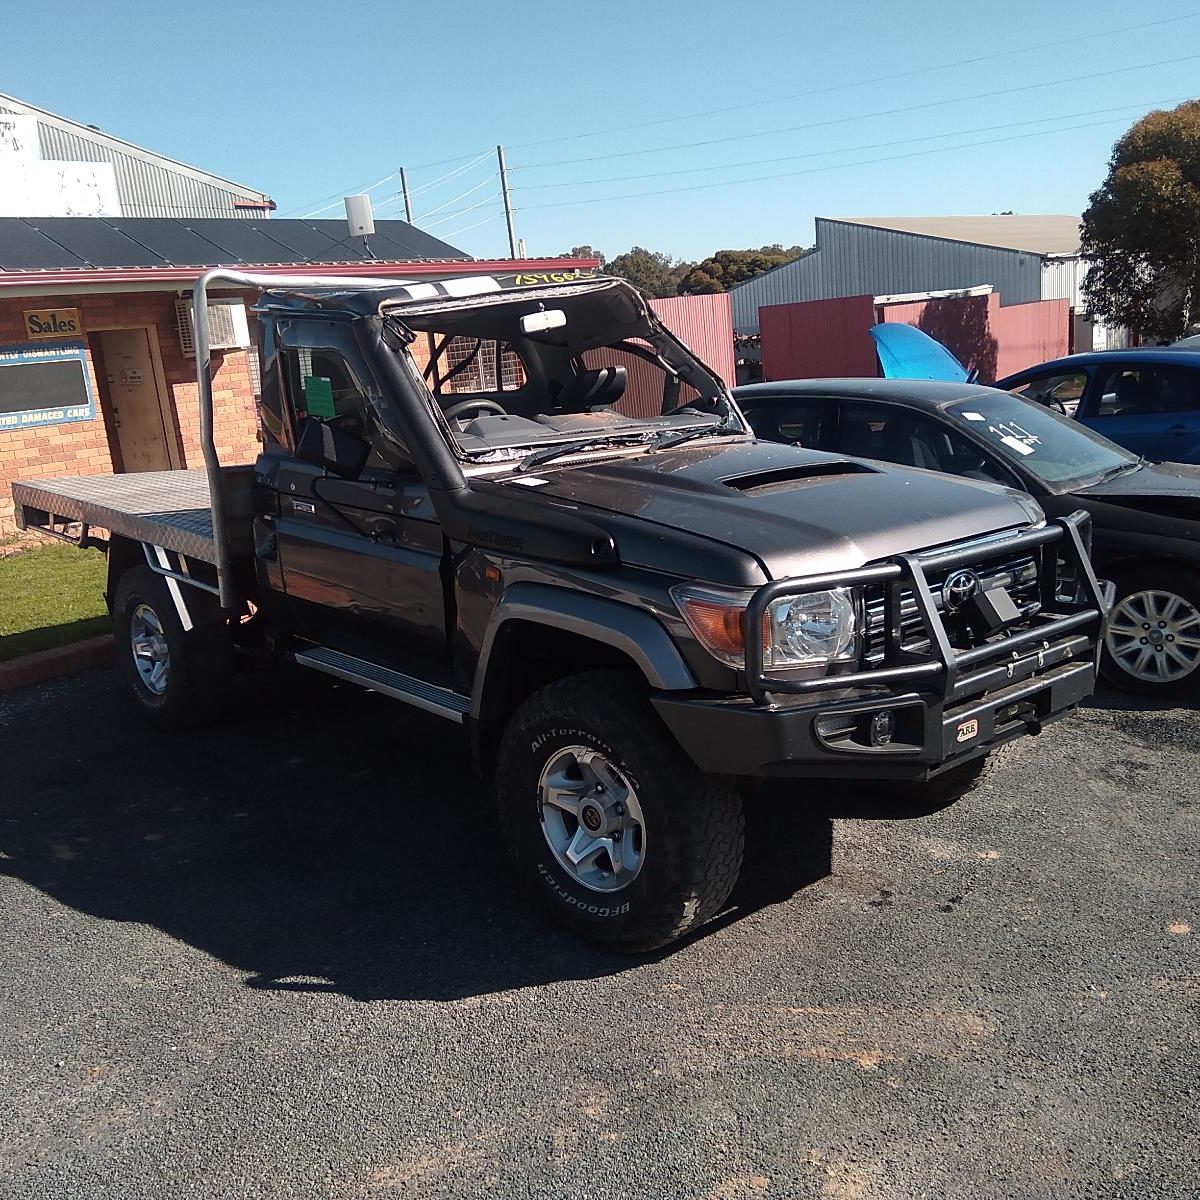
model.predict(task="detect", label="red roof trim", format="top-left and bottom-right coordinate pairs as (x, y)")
top-left (0, 257), bottom-right (601, 291)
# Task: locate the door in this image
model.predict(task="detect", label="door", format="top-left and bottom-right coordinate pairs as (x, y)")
top-left (1079, 362), bottom-right (1200, 461)
top-left (270, 318), bottom-right (449, 663)
top-left (95, 328), bottom-right (175, 472)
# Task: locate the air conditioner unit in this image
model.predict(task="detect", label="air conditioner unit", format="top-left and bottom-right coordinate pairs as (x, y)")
top-left (175, 297), bottom-right (251, 357)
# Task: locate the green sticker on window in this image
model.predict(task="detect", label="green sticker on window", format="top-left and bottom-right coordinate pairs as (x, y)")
top-left (304, 375), bottom-right (335, 418)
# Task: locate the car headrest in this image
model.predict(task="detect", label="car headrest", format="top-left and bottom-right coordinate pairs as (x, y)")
top-left (553, 365), bottom-right (627, 410)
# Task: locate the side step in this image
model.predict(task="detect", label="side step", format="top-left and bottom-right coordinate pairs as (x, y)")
top-left (293, 645), bottom-right (471, 724)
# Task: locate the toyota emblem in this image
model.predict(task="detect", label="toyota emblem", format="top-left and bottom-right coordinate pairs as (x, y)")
top-left (942, 568), bottom-right (981, 612)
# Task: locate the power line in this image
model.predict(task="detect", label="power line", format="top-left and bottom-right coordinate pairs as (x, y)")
top-left (384, 11), bottom-right (1199, 171)
top-left (511, 114), bottom-right (1155, 212)
top-left (505, 12), bottom-right (1200, 152)
top-left (420, 193), bottom-right (502, 229)
top-left (295, 172), bottom-right (396, 219)
top-left (274, 15), bottom-right (1199, 215)
top-left (440, 210), bottom-right (508, 241)
top-left (280, 150), bottom-right (493, 221)
top-left (511, 97), bottom-right (1194, 190)
top-left (411, 173), bottom-right (498, 221)
top-left (407, 150), bottom-right (495, 198)
top-left (514, 54), bottom-right (1200, 170)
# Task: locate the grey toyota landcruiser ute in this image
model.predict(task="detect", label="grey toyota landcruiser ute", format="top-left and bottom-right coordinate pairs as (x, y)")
top-left (15, 269), bottom-right (1109, 950)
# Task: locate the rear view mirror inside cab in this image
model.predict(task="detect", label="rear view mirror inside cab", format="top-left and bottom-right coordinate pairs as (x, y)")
top-left (519, 309), bottom-right (567, 335)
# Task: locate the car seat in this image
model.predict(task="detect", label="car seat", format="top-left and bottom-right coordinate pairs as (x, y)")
top-left (1114, 373), bottom-right (1143, 414)
top-left (552, 366), bottom-right (627, 411)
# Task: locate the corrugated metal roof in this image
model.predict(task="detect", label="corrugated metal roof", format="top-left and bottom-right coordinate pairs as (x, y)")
top-left (0, 92), bottom-right (274, 218)
top-left (0, 217), bottom-right (468, 271)
top-left (730, 219), bottom-right (1061, 333)
top-left (831, 215), bottom-right (1081, 256)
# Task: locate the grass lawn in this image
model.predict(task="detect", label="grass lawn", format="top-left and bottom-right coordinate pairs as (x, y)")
top-left (0, 543), bottom-right (110, 663)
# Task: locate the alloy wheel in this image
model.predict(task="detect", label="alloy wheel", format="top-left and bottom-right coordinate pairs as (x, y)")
top-left (537, 745), bottom-right (646, 893)
top-left (1105, 589), bottom-right (1200, 684)
top-left (129, 603), bottom-right (171, 695)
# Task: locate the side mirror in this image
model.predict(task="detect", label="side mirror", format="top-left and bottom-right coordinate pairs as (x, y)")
top-left (295, 419), bottom-right (370, 480)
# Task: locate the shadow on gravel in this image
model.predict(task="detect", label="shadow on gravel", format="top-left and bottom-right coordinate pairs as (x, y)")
top-left (1082, 682), bottom-right (1193, 715)
top-left (0, 666), bottom-right (832, 1002)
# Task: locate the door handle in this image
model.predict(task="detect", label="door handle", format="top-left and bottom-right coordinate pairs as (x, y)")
top-left (1167, 424), bottom-right (1190, 434)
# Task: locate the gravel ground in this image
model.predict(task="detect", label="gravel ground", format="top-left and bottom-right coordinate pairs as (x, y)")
top-left (1, 666), bottom-right (1196, 1199)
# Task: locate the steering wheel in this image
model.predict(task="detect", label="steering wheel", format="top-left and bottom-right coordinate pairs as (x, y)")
top-left (443, 398), bottom-right (508, 421)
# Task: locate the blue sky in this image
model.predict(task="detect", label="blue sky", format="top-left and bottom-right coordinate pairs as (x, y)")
top-left (4, 0), bottom-right (1199, 262)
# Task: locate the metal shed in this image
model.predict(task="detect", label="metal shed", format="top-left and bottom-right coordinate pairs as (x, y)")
top-left (731, 215), bottom-right (1083, 334)
top-left (0, 92), bottom-right (274, 219)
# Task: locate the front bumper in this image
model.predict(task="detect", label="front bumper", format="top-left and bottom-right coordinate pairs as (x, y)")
top-left (653, 658), bottom-right (1094, 780)
top-left (653, 512), bottom-right (1110, 782)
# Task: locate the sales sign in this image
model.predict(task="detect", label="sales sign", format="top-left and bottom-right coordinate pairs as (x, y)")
top-left (23, 308), bottom-right (84, 339)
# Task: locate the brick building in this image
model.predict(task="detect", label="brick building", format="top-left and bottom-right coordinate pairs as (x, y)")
top-left (0, 214), bottom-right (603, 533)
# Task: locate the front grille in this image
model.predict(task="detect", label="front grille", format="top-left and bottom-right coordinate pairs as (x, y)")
top-left (863, 549), bottom-right (1042, 665)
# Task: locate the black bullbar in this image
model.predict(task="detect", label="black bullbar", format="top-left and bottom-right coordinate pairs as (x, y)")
top-left (743, 511), bottom-right (1107, 707)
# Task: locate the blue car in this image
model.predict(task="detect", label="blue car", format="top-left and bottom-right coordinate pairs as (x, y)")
top-left (996, 349), bottom-right (1200, 464)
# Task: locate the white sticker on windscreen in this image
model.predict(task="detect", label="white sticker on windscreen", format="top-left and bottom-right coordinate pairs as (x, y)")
top-left (1001, 434), bottom-right (1035, 456)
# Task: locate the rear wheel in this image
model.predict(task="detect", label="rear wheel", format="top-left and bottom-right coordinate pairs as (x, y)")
top-left (495, 671), bottom-right (744, 952)
top-left (1102, 567), bottom-right (1200, 698)
top-left (112, 565), bottom-right (233, 728)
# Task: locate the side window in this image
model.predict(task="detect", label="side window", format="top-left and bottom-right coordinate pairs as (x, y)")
top-left (1011, 371), bottom-right (1087, 416)
top-left (739, 399), bottom-right (824, 447)
top-left (1094, 366), bottom-right (1200, 417)
top-left (832, 401), bottom-right (992, 476)
top-left (281, 340), bottom-right (411, 473)
top-left (282, 346), bottom-right (370, 437)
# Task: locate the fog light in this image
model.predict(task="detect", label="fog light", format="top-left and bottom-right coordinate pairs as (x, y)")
top-left (870, 709), bottom-right (895, 746)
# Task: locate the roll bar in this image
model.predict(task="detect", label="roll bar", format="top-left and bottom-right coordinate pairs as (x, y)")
top-left (192, 268), bottom-right (416, 608)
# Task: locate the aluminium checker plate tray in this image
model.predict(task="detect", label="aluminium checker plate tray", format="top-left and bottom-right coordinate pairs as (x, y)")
top-left (13, 469), bottom-right (221, 562)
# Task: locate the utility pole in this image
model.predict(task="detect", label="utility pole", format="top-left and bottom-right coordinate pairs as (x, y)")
top-left (399, 167), bottom-right (413, 223)
top-left (497, 144), bottom-right (517, 258)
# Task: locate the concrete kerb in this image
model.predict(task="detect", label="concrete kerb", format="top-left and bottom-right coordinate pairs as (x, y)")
top-left (0, 635), bottom-right (114, 693)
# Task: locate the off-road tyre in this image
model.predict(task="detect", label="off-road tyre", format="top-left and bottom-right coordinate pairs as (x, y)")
top-left (495, 670), bottom-right (744, 952)
top-left (112, 565), bottom-right (233, 730)
top-left (1100, 566), bottom-right (1200, 699)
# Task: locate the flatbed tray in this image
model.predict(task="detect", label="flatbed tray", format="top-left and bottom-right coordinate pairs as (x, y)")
top-left (13, 468), bottom-right (250, 563)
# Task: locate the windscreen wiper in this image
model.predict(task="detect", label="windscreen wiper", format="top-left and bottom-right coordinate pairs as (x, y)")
top-left (516, 433), bottom-right (654, 473)
top-left (653, 423), bottom-right (736, 451)
top-left (1094, 456), bottom-right (1149, 484)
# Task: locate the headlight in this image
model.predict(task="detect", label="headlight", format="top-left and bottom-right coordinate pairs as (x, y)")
top-left (671, 583), bottom-right (859, 670)
top-left (766, 588), bottom-right (857, 666)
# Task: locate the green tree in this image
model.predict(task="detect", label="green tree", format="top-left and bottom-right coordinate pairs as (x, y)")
top-left (1081, 100), bottom-right (1200, 341)
top-left (676, 246), bottom-right (805, 295)
top-left (561, 245), bottom-right (606, 266)
top-left (605, 246), bottom-right (678, 298)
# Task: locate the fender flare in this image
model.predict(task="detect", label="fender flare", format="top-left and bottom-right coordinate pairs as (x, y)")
top-left (470, 582), bottom-right (696, 722)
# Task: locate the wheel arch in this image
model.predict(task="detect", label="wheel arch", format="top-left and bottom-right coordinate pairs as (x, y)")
top-left (470, 583), bottom-right (696, 763)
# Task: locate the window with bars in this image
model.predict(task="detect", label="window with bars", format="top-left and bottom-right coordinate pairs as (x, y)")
top-left (426, 335), bottom-right (527, 395)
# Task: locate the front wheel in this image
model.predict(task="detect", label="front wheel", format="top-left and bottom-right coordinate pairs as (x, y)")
top-left (1101, 568), bottom-right (1200, 698)
top-left (495, 671), bottom-right (744, 952)
top-left (112, 565), bottom-right (233, 728)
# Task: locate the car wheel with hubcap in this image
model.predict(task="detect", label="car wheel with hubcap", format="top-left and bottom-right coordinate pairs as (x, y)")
top-left (113, 565), bottom-right (233, 728)
top-left (1102, 568), bottom-right (1200, 697)
top-left (495, 670), bottom-right (744, 952)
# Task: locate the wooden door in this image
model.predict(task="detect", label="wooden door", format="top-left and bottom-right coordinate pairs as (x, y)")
top-left (99, 328), bottom-right (173, 472)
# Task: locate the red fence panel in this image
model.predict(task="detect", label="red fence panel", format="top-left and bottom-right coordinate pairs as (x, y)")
top-left (584, 293), bottom-right (735, 418)
top-left (880, 294), bottom-right (1069, 383)
top-left (759, 295), bottom-right (878, 380)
